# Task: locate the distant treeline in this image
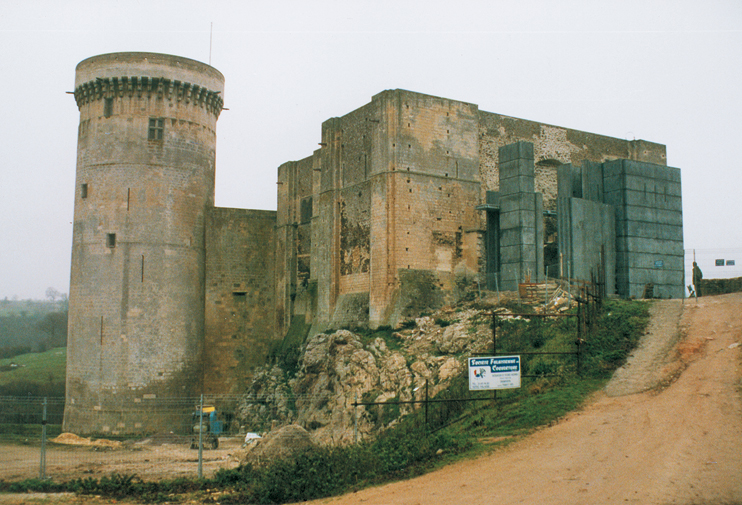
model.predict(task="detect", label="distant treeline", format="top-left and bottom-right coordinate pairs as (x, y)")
top-left (0, 298), bottom-right (67, 358)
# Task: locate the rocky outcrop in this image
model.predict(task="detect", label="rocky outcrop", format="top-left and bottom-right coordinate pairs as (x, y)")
top-left (237, 304), bottom-right (503, 445)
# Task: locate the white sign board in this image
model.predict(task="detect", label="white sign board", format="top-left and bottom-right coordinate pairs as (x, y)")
top-left (468, 356), bottom-right (521, 390)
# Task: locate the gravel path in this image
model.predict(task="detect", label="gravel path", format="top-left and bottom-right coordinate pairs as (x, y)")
top-left (605, 299), bottom-right (684, 397)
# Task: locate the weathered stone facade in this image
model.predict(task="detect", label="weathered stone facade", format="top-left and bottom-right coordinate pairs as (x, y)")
top-left (66, 54), bottom-right (682, 434)
top-left (278, 89), bottom-right (677, 331)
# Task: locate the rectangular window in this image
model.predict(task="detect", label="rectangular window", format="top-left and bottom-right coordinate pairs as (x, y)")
top-left (148, 118), bottom-right (164, 140)
top-left (106, 233), bottom-right (116, 248)
top-left (104, 98), bottom-right (113, 118)
top-left (81, 183), bottom-right (88, 199)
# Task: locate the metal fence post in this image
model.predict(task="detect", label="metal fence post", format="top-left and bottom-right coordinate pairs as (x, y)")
top-left (39, 397), bottom-right (47, 480)
top-left (424, 380), bottom-right (429, 429)
top-left (198, 394), bottom-right (204, 479)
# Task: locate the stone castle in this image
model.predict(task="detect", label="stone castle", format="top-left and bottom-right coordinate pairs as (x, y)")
top-left (64, 52), bottom-right (683, 433)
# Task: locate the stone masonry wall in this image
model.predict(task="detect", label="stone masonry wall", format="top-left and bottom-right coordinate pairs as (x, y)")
top-left (478, 112), bottom-right (667, 211)
top-left (204, 207), bottom-right (277, 394)
top-left (277, 89), bottom-right (676, 334)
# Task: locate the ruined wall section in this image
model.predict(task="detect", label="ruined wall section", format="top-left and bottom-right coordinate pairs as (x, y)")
top-left (374, 90), bottom-right (482, 325)
top-left (204, 208), bottom-right (277, 394)
top-left (319, 102), bottom-right (379, 328)
top-left (478, 112), bottom-right (667, 212)
top-left (276, 155), bottom-right (317, 336)
top-left (66, 52), bottom-right (223, 434)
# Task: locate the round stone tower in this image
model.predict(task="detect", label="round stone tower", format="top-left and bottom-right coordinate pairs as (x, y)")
top-left (64, 52), bottom-right (224, 434)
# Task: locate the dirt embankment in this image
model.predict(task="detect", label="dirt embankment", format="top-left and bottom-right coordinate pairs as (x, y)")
top-left (308, 294), bottom-right (742, 505)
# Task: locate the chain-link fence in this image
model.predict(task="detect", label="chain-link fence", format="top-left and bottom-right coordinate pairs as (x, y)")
top-left (0, 395), bottom-right (252, 482)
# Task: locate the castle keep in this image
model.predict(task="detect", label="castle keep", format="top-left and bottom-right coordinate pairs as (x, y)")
top-left (65, 52), bottom-right (683, 433)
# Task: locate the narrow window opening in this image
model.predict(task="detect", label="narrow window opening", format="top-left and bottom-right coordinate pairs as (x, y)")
top-left (148, 118), bottom-right (164, 140)
top-left (127, 188), bottom-right (131, 210)
top-left (106, 233), bottom-right (116, 248)
top-left (104, 98), bottom-right (113, 118)
top-left (141, 255), bottom-right (145, 282)
top-left (81, 183), bottom-right (88, 199)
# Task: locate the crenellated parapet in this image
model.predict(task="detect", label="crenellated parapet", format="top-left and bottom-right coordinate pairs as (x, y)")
top-left (74, 76), bottom-right (224, 118)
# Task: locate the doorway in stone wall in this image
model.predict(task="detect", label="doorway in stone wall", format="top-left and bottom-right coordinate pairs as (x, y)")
top-left (486, 209), bottom-right (500, 290)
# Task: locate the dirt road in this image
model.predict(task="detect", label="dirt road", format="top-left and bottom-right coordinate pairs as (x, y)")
top-left (309, 294), bottom-right (742, 505)
top-left (2, 294), bottom-right (741, 505)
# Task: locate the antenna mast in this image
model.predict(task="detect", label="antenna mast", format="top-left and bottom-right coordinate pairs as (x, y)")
top-left (209, 22), bottom-right (213, 65)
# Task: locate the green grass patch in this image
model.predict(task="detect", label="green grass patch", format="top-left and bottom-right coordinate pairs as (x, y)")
top-left (0, 347), bottom-right (66, 386)
top-left (0, 423), bottom-right (63, 440)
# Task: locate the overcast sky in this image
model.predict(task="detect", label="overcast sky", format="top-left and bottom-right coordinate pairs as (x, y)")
top-left (1, 0), bottom-right (740, 300)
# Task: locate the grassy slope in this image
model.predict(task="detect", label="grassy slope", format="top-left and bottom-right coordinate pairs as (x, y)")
top-left (0, 347), bottom-right (66, 387)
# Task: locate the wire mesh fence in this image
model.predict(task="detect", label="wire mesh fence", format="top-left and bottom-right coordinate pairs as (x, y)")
top-left (0, 395), bottom-right (253, 482)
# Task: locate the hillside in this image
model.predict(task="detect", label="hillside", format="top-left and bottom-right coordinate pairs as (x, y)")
top-left (306, 293), bottom-right (742, 505)
top-left (0, 347), bottom-right (66, 397)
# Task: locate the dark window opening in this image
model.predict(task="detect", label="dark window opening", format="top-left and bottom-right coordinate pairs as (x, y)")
top-left (106, 233), bottom-right (116, 248)
top-left (486, 210), bottom-right (501, 290)
top-left (81, 183), bottom-right (88, 199)
top-left (148, 118), bottom-right (164, 140)
top-left (233, 292), bottom-right (247, 299)
top-left (104, 98), bottom-right (113, 118)
top-left (300, 197), bottom-right (313, 224)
